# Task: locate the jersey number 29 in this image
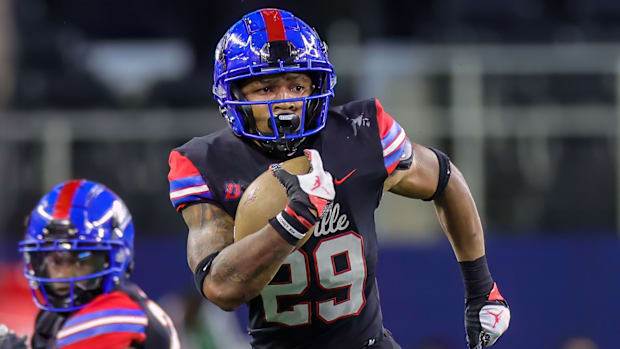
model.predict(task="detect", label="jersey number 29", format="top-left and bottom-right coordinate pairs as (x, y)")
top-left (260, 232), bottom-right (366, 326)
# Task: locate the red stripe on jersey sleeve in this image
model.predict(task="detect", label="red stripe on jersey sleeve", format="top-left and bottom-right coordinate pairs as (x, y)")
top-left (375, 98), bottom-right (395, 139)
top-left (385, 159), bottom-right (400, 176)
top-left (168, 150), bottom-right (201, 183)
top-left (53, 180), bottom-right (83, 219)
top-left (59, 331), bottom-right (146, 349)
top-left (261, 9), bottom-right (286, 41)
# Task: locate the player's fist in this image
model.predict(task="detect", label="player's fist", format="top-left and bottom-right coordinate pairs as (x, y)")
top-left (0, 324), bottom-right (27, 349)
top-left (268, 149), bottom-right (335, 245)
top-left (465, 283), bottom-right (510, 349)
top-left (270, 149), bottom-right (335, 221)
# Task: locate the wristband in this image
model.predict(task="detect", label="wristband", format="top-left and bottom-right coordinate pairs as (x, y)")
top-left (268, 205), bottom-right (314, 245)
top-left (459, 255), bottom-right (494, 299)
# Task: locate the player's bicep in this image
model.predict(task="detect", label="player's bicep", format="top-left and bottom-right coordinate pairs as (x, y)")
top-left (386, 143), bottom-right (439, 199)
top-left (182, 203), bottom-right (234, 271)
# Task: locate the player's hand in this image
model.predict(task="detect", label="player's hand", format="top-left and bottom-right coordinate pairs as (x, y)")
top-left (270, 149), bottom-right (335, 223)
top-left (0, 324), bottom-right (28, 349)
top-left (465, 283), bottom-right (510, 349)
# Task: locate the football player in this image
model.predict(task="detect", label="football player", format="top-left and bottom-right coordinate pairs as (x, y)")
top-left (168, 8), bottom-right (510, 349)
top-left (15, 179), bottom-right (180, 349)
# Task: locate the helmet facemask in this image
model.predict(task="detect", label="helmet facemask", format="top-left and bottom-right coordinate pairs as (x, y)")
top-left (20, 221), bottom-right (119, 311)
top-left (24, 247), bottom-right (110, 311)
top-left (228, 71), bottom-right (329, 155)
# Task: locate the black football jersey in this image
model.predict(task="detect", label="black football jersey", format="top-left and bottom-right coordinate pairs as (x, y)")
top-left (31, 282), bottom-right (180, 349)
top-left (168, 98), bottom-right (412, 349)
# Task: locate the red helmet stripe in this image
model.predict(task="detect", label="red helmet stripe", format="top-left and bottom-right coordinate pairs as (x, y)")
top-left (53, 180), bottom-right (83, 219)
top-left (261, 9), bottom-right (286, 41)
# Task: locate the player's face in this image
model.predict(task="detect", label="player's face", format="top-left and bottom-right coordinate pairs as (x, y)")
top-left (240, 72), bottom-right (314, 135)
top-left (44, 250), bottom-right (97, 295)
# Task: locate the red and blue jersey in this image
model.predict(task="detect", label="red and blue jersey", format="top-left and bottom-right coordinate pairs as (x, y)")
top-left (168, 98), bottom-right (412, 348)
top-left (56, 292), bottom-right (147, 348)
top-left (32, 282), bottom-right (179, 349)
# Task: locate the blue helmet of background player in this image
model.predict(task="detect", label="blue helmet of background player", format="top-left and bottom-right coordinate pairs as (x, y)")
top-left (18, 179), bottom-right (135, 312)
top-left (213, 8), bottom-right (337, 154)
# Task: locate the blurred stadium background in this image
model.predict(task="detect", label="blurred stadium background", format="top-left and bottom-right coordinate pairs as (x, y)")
top-left (0, 1), bottom-right (618, 348)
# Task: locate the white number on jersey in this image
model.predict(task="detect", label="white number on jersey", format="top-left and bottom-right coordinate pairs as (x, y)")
top-left (260, 232), bottom-right (366, 326)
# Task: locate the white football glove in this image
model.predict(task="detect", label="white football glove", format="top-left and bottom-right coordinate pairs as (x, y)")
top-left (465, 283), bottom-right (510, 348)
top-left (269, 149), bottom-right (335, 244)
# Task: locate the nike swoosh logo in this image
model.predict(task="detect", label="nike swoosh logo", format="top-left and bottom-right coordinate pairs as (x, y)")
top-left (334, 169), bottom-right (357, 185)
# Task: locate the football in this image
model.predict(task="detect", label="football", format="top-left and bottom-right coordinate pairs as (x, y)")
top-left (234, 155), bottom-right (314, 249)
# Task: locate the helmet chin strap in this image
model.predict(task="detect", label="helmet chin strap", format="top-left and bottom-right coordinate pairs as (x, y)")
top-left (250, 135), bottom-right (307, 157)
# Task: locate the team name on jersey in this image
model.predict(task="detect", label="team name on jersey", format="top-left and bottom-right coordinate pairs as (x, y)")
top-left (314, 202), bottom-right (350, 237)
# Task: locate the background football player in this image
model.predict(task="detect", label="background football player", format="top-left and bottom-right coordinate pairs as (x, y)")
top-left (168, 8), bottom-right (510, 349)
top-left (7, 179), bottom-right (180, 349)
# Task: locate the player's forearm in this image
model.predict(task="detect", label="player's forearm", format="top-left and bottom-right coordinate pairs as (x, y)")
top-left (203, 225), bottom-right (295, 310)
top-left (433, 164), bottom-right (485, 262)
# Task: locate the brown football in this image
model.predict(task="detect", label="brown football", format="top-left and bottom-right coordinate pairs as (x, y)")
top-left (234, 155), bottom-right (314, 249)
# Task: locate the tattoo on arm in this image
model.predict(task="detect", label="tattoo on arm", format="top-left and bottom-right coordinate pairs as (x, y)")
top-left (209, 248), bottom-right (283, 284)
top-left (182, 203), bottom-right (234, 271)
top-left (206, 231), bottom-right (291, 303)
top-left (183, 203), bottom-right (294, 304)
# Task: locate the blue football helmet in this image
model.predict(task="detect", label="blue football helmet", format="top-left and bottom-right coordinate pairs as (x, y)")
top-left (18, 179), bottom-right (135, 312)
top-left (213, 8), bottom-right (337, 155)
